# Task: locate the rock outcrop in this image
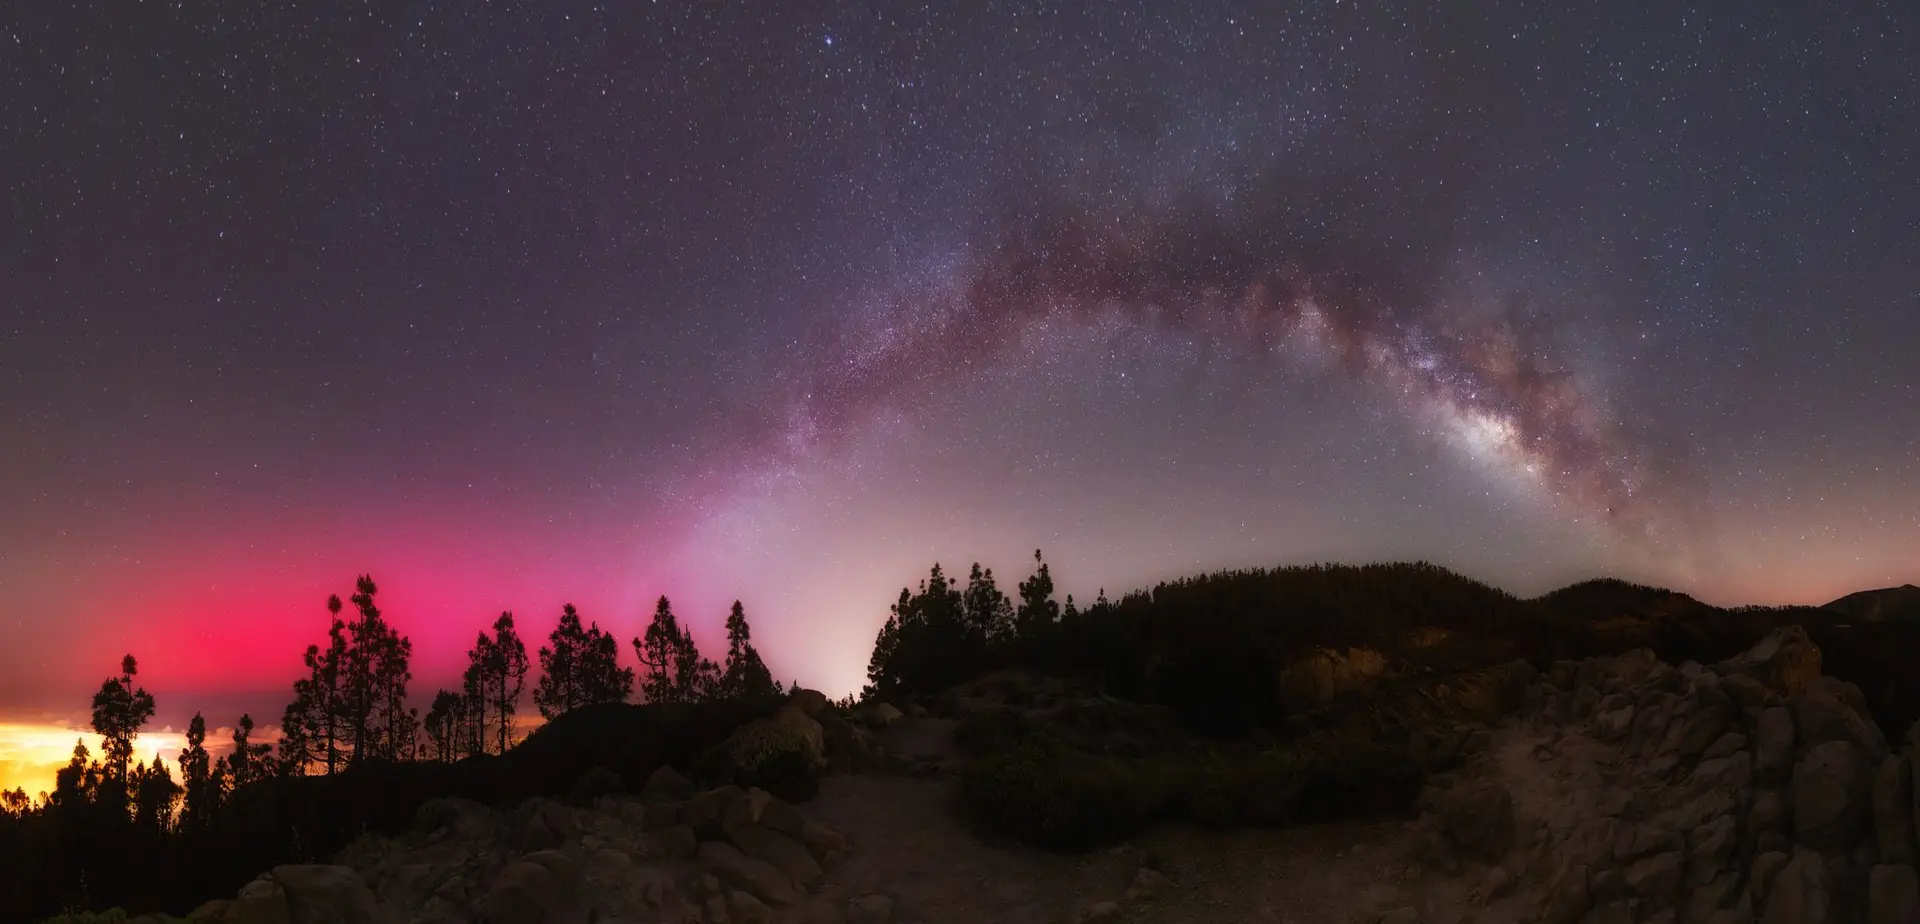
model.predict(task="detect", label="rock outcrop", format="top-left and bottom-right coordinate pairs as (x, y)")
top-left (1401, 625), bottom-right (1920, 924)
top-left (187, 779), bottom-right (848, 924)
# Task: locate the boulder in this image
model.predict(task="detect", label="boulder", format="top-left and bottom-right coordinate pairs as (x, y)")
top-left (1793, 741), bottom-right (1875, 854)
top-left (755, 794), bottom-right (809, 841)
top-left (687, 786), bottom-right (744, 831)
top-left (1751, 851), bottom-right (1791, 907)
top-left (1538, 859), bottom-right (1590, 924)
top-left (1667, 706), bottom-right (1732, 762)
top-left (1582, 901), bottom-right (1634, 924)
top-left (1375, 908), bottom-right (1421, 924)
top-left (647, 824), bottom-right (699, 861)
top-left (270, 866), bottom-right (380, 924)
top-left (1703, 732), bottom-right (1747, 761)
top-left (643, 764), bottom-right (698, 803)
top-left (1761, 849), bottom-right (1835, 924)
top-left (1796, 683), bottom-right (1889, 761)
top-left (848, 893), bottom-right (895, 924)
top-left (1717, 626), bottom-right (1822, 695)
top-left (728, 890), bottom-right (773, 924)
top-left (1629, 694), bottom-right (1678, 757)
top-left (728, 822), bottom-right (823, 888)
top-left (787, 688), bottom-right (830, 717)
top-left (1590, 867), bottom-right (1624, 902)
top-left (480, 859), bottom-right (570, 924)
top-left (1874, 755), bottom-right (1918, 865)
top-left (517, 813), bottom-right (556, 852)
top-left (1593, 705), bottom-right (1635, 741)
top-left (643, 800), bottom-right (684, 829)
top-left (519, 849), bottom-right (579, 887)
top-left (1432, 781), bottom-right (1516, 860)
top-left (1690, 751), bottom-right (1753, 795)
top-left (375, 863), bottom-right (446, 910)
top-left (1750, 790), bottom-right (1790, 834)
top-left (697, 841), bottom-right (802, 906)
top-left (187, 901), bottom-right (230, 922)
top-left (1868, 864), bottom-right (1920, 924)
top-left (799, 817), bottom-right (849, 865)
top-left (1124, 866), bottom-right (1167, 901)
top-left (1683, 872), bottom-right (1743, 923)
top-left (1754, 707), bottom-right (1796, 783)
top-left (1614, 824), bottom-right (1683, 864)
top-left (1721, 673), bottom-right (1768, 710)
top-left (866, 702), bottom-right (905, 728)
top-left (227, 879), bottom-right (291, 924)
top-left (1686, 815), bottom-right (1739, 886)
top-left (412, 796), bottom-right (491, 838)
top-left (1479, 866), bottom-right (1513, 903)
top-left (1625, 851), bottom-right (1685, 908)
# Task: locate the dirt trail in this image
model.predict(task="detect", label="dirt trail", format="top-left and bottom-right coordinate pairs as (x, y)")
top-left (795, 715), bottom-right (1623, 924)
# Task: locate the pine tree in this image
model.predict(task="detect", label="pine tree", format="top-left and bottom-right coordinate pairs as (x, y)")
top-left (338, 575), bottom-right (414, 764)
top-left (283, 595), bottom-right (350, 775)
top-left (375, 617), bottom-right (417, 760)
top-left (579, 618), bottom-right (634, 706)
top-left (275, 683), bottom-right (315, 777)
top-left (52, 740), bottom-right (92, 810)
top-left (1015, 550), bottom-right (1060, 636)
top-left (462, 640), bottom-right (491, 755)
top-left (863, 595), bottom-right (905, 699)
top-left (673, 623), bottom-right (718, 703)
top-left (177, 713), bottom-right (213, 832)
top-left (457, 611), bottom-right (530, 756)
top-left (961, 563), bottom-right (1013, 649)
top-left (634, 596), bottom-right (685, 704)
top-left (206, 755), bottom-right (230, 818)
top-left (719, 601), bottom-right (779, 702)
top-left (534, 604), bottom-right (589, 719)
top-left (227, 715), bottom-right (273, 789)
top-left (89, 654), bottom-right (156, 790)
top-left (424, 689), bottom-right (464, 762)
top-left (1013, 550), bottom-right (1062, 664)
top-left (130, 754), bottom-right (180, 835)
top-left (487, 612), bottom-right (530, 754)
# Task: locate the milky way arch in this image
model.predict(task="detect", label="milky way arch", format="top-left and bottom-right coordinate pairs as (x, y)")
top-left (760, 181), bottom-right (1694, 552)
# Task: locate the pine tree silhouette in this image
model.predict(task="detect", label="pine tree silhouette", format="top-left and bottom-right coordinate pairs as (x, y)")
top-left (635, 596), bottom-right (684, 704)
top-left (487, 612), bottom-right (530, 754)
top-left (88, 654), bottom-right (155, 790)
top-left (534, 604), bottom-right (589, 719)
top-left (177, 713), bottom-right (213, 831)
top-left (720, 601), bottom-right (779, 702)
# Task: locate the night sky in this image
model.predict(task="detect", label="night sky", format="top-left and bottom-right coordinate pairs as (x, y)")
top-left (3, 2), bottom-right (1917, 770)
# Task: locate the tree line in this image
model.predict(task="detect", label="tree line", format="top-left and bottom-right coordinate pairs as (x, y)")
top-left (0, 576), bottom-right (783, 836)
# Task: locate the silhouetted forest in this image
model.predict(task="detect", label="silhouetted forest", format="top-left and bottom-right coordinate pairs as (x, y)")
top-left (2, 557), bottom-right (1915, 922)
top-left (0, 577), bottom-right (785, 923)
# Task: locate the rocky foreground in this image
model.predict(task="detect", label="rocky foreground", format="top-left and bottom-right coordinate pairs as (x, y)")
top-left (153, 625), bottom-right (1920, 924)
top-left (1402, 625), bottom-right (1919, 924)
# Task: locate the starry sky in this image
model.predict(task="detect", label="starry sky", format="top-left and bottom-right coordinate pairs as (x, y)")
top-left (3, 1), bottom-right (1917, 781)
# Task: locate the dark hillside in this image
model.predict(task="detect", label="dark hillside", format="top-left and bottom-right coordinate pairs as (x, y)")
top-left (1823, 583), bottom-right (1920, 624)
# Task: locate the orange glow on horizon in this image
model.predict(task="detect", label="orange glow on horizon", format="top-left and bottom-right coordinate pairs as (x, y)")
top-left (0, 722), bottom-right (205, 802)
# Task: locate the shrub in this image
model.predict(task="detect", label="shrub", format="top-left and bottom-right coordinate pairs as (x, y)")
top-left (959, 743), bottom-right (1152, 850)
top-left (953, 706), bottom-right (1039, 756)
